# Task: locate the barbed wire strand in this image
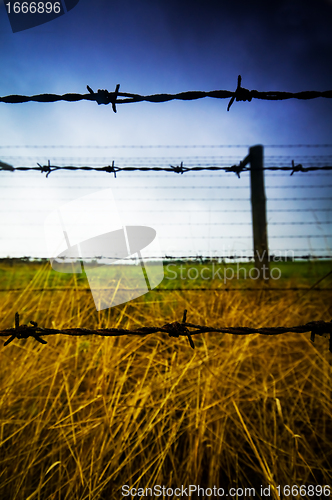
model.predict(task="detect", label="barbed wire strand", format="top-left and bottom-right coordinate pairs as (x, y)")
top-left (1, 76), bottom-right (332, 112)
top-left (1, 159), bottom-right (332, 177)
top-left (1, 311), bottom-right (331, 352)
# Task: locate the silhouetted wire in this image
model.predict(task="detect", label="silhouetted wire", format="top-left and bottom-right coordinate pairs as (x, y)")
top-left (1, 172), bottom-right (331, 179)
top-left (1, 162), bottom-right (332, 177)
top-left (1, 76), bottom-right (332, 112)
top-left (1, 311), bottom-right (331, 352)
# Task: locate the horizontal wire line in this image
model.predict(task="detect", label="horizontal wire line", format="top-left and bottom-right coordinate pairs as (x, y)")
top-left (2, 173), bottom-right (331, 179)
top-left (0, 144), bottom-right (332, 149)
top-left (1, 197), bottom-right (331, 201)
top-left (1, 221), bottom-right (331, 226)
top-left (158, 236), bottom-right (331, 239)
top-left (1, 144), bottom-right (332, 149)
top-left (1, 185), bottom-right (331, 189)
top-left (1, 77), bottom-right (332, 111)
top-left (2, 235), bottom-right (331, 241)
top-left (1, 311), bottom-right (332, 352)
top-left (1, 165), bottom-right (332, 175)
top-left (0, 209), bottom-right (331, 213)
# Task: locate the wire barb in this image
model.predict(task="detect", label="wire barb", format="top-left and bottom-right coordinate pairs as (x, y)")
top-left (37, 159), bottom-right (54, 177)
top-left (87, 84), bottom-right (120, 111)
top-left (227, 162), bottom-right (246, 178)
top-left (170, 161), bottom-right (186, 174)
top-left (162, 310), bottom-right (195, 349)
top-left (3, 312), bottom-right (48, 346)
top-left (290, 160), bottom-right (305, 176)
top-left (103, 160), bottom-right (118, 177)
top-left (227, 75), bottom-right (253, 111)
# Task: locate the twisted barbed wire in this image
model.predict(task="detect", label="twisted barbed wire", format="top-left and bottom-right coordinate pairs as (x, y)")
top-left (1, 311), bottom-right (331, 352)
top-left (1, 159), bottom-right (332, 177)
top-left (1, 76), bottom-right (332, 112)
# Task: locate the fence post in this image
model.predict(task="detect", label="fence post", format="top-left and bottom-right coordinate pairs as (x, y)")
top-left (249, 145), bottom-right (270, 280)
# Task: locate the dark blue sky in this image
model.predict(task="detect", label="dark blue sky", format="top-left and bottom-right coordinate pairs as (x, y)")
top-left (1, 0), bottom-right (332, 146)
top-left (0, 0), bottom-right (331, 258)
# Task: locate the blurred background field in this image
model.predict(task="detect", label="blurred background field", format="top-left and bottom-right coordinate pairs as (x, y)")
top-left (0, 259), bottom-right (331, 500)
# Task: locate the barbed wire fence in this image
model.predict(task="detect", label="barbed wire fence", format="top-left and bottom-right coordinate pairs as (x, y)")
top-left (1, 77), bottom-right (332, 353)
top-left (1, 149), bottom-right (331, 263)
top-left (1, 160), bottom-right (332, 177)
top-left (1, 153), bottom-right (331, 350)
top-left (1, 76), bottom-right (332, 112)
top-left (1, 311), bottom-right (332, 353)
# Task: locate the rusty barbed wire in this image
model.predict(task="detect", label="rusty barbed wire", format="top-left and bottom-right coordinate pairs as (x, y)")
top-left (1, 160), bottom-right (332, 177)
top-left (1, 76), bottom-right (332, 112)
top-left (1, 311), bottom-right (331, 352)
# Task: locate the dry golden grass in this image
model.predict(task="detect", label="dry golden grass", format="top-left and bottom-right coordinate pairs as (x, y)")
top-left (0, 261), bottom-right (331, 499)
